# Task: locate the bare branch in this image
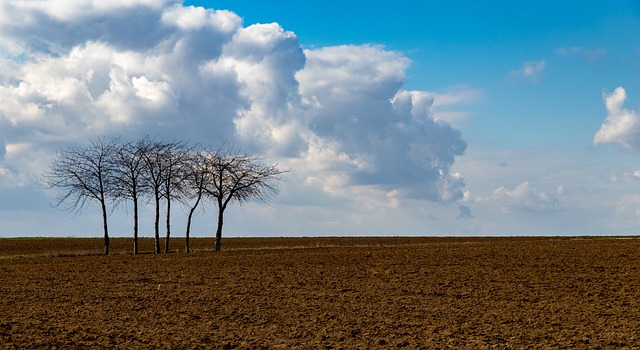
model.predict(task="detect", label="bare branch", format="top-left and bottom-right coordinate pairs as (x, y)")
top-left (42, 136), bottom-right (118, 255)
top-left (202, 147), bottom-right (287, 251)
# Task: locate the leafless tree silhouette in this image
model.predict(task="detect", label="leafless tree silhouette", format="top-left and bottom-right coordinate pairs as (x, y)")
top-left (138, 137), bottom-right (186, 254)
top-left (110, 138), bottom-right (148, 254)
top-left (43, 137), bottom-right (119, 255)
top-left (160, 141), bottom-right (189, 253)
top-left (182, 147), bottom-right (217, 253)
top-left (43, 137), bottom-right (287, 253)
top-left (204, 149), bottom-right (285, 251)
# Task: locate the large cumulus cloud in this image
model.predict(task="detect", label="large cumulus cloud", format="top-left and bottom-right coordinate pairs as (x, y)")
top-left (296, 45), bottom-right (467, 202)
top-left (0, 1), bottom-right (468, 210)
top-left (0, 2), bottom-right (248, 144)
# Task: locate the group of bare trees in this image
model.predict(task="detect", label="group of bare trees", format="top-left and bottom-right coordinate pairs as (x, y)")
top-left (42, 136), bottom-right (284, 255)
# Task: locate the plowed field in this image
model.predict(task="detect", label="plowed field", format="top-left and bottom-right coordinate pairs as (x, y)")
top-left (1, 236), bottom-right (640, 349)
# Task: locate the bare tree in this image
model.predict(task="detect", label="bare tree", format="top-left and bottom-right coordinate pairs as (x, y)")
top-left (110, 139), bottom-right (147, 254)
top-left (138, 136), bottom-right (168, 254)
top-left (160, 141), bottom-right (189, 254)
top-left (182, 147), bottom-right (215, 253)
top-left (138, 137), bottom-right (187, 254)
top-left (205, 150), bottom-right (285, 251)
top-left (43, 137), bottom-right (118, 255)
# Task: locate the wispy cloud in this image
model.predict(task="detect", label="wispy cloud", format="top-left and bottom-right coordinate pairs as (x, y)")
top-left (493, 181), bottom-right (562, 213)
top-left (610, 170), bottom-right (640, 183)
top-left (509, 60), bottom-right (546, 82)
top-left (556, 46), bottom-right (606, 60)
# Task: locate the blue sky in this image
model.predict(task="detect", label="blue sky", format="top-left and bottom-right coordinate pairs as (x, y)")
top-left (0, 1), bottom-right (639, 237)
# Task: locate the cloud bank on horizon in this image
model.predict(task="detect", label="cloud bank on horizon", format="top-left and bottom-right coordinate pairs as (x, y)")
top-left (0, 1), bottom-right (468, 228)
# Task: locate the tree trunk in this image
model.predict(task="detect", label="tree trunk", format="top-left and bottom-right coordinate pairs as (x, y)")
top-left (165, 191), bottom-right (171, 254)
top-left (154, 192), bottom-right (161, 254)
top-left (101, 200), bottom-right (110, 256)
top-left (185, 210), bottom-right (192, 253)
top-left (133, 194), bottom-right (139, 255)
top-left (185, 192), bottom-right (203, 253)
top-left (214, 206), bottom-right (224, 252)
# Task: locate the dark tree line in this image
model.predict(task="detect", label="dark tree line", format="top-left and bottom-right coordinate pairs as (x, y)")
top-left (43, 136), bottom-right (285, 255)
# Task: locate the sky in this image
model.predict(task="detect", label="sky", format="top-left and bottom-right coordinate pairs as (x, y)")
top-left (0, 1), bottom-right (639, 238)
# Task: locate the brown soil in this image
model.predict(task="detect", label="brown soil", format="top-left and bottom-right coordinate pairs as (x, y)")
top-left (1, 236), bottom-right (639, 349)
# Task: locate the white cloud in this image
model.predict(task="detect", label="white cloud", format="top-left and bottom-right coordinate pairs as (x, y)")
top-left (0, 0), bottom-right (178, 55)
top-left (297, 45), bottom-right (468, 203)
top-left (594, 87), bottom-right (640, 151)
top-left (161, 4), bottom-right (240, 33)
top-left (222, 23), bottom-right (307, 156)
top-left (397, 86), bottom-right (481, 127)
top-left (298, 45), bottom-right (409, 99)
top-left (6, 0), bottom-right (171, 22)
top-left (0, 142), bottom-right (48, 187)
top-left (493, 181), bottom-right (562, 213)
top-left (510, 60), bottom-right (546, 82)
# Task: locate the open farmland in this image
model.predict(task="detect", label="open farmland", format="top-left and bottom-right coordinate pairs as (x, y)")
top-left (1, 236), bottom-right (640, 349)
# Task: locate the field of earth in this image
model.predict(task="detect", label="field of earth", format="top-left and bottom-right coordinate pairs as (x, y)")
top-left (1, 236), bottom-right (640, 349)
